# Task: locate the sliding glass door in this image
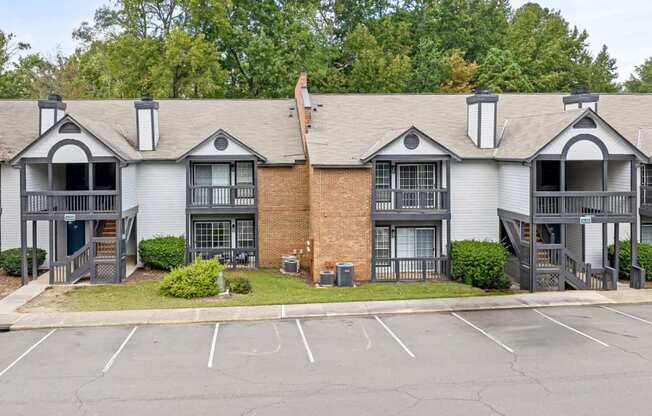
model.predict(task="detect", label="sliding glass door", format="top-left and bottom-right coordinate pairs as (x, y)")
top-left (398, 164), bottom-right (435, 208)
top-left (396, 228), bottom-right (435, 258)
top-left (194, 164), bottom-right (230, 205)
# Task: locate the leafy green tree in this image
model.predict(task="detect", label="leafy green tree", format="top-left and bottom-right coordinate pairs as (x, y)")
top-left (588, 45), bottom-right (619, 92)
top-left (506, 3), bottom-right (592, 92)
top-left (477, 48), bottom-right (533, 92)
top-left (624, 57), bottom-right (652, 93)
top-left (438, 50), bottom-right (478, 93)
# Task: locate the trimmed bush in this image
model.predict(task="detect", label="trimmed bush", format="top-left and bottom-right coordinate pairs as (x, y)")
top-left (228, 276), bottom-right (252, 294)
top-left (0, 248), bottom-right (47, 276)
top-left (608, 241), bottom-right (652, 280)
top-left (139, 236), bottom-right (185, 270)
top-left (160, 258), bottom-right (224, 299)
top-left (451, 240), bottom-right (510, 290)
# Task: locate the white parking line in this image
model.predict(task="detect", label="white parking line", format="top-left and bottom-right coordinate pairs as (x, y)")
top-left (207, 323), bottom-right (220, 368)
top-left (0, 329), bottom-right (57, 378)
top-left (296, 319), bottom-right (314, 363)
top-left (451, 312), bottom-right (515, 354)
top-left (600, 305), bottom-right (652, 326)
top-left (374, 315), bottom-right (415, 358)
top-left (533, 309), bottom-right (609, 347)
top-left (102, 326), bottom-right (138, 373)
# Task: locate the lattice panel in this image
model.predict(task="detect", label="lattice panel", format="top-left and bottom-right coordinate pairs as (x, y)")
top-left (94, 263), bottom-right (116, 283)
top-left (536, 272), bottom-right (560, 291)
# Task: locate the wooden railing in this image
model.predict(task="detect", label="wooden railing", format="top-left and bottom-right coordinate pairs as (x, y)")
top-left (372, 257), bottom-right (450, 282)
top-left (373, 188), bottom-right (449, 212)
top-left (189, 185), bottom-right (255, 208)
top-left (24, 191), bottom-right (118, 215)
top-left (50, 243), bottom-right (92, 284)
top-left (534, 191), bottom-right (635, 217)
top-left (188, 248), bottom-right (256, 269)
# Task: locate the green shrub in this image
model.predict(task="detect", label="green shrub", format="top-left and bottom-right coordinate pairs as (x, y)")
top-left (139, 236), bottom-right (185, 270)
top-left (451, 240), bottom-right (510, 290)
top-left (160, 258), bottom-right (224, 299)
top-left (228, 276), bottom-right (252, 294)
top-left (608, 241), bottom-right (652, 280)
top-left (0, 248), bottom-right (47, 276)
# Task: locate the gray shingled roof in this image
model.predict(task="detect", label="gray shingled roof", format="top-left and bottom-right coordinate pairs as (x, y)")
top-left (0, 99), bottom-right (305, 164)
top-left (307, 93), bottom-right (652, 165)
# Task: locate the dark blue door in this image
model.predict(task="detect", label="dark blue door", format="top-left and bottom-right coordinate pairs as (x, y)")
top-left (67, 221), bottom-right (85, 255)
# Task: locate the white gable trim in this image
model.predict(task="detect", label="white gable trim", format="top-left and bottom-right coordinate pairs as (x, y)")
top-left (177, 129), bottom-right (267, 162)
top-left (531, 110), bottom-right (647, 161)
top-left (361, 126), bottom-right (462, 162)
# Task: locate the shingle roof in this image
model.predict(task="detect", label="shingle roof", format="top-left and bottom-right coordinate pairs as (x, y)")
top-left (307, 93), bottom-right (652, 165)
top-left (0, 99), bottom-right (305, 164)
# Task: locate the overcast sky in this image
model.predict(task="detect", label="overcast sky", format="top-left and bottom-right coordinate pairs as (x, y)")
top-left (0, 0), bottom-right (650, 83)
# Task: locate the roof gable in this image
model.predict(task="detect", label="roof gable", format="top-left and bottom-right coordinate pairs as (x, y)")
top-left (176, 128), bottom-right (267, 162)
top-left (10, 115), bottom-right (127, 164)
top-left (360, 126), bottom-right (462, 162)
top-left (531, 109), bottom-right (647, 161)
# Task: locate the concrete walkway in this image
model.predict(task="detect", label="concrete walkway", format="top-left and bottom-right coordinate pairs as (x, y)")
top-left (2, 287), bottom-right (652, 331)
top-left (0, 274), bottom-right (48, 315)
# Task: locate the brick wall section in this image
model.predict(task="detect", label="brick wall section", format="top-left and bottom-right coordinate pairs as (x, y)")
top-left (257, 164), bottom-right (310, 268)
top-left (309, 167), bottom-right (372, 282)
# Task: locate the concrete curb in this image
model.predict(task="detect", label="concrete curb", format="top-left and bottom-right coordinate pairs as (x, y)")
top-left (2, 289), bottom-right (651, 331)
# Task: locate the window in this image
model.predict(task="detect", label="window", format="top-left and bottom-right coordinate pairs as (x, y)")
top-left (194, 221), bottom-right (231, 249)
top-left (375, 227), bottom-right (390, 259)
top-left (643, 225), bottom-right (652, 245)
top-left (235, 162), bottom-right (254, 200)
top-left (236, 220), bottom-right (255, 248)
top-left (194, 164), bottom-right (230, 205)
top-left (396, 228), bottom-right (435, 258)
top-left (375, 162), bottom-right (391, 204)
top-left (398, 164), bottom-right (435, 208)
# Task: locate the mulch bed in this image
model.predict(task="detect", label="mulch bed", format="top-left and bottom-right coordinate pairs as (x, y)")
top-left (125, 268), bottom-right (167, 283)
top-left (0, 270), bottom-right (21, 300)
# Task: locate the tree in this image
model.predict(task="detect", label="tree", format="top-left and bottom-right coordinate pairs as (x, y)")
top-left (589, 45), bottom-right (619, 92)
top-left (476, 48), bottom-right (532, 92)
top-left (624, 57), bottom-right (652, 93)
top-left (342, 24), bottom-right (411, 92)
top-left (505, 3), bottom-right (593, 92)
top-left (438, 50), bottom-right (478, 93)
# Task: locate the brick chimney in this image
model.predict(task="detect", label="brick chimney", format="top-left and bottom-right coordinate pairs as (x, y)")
top-left (294, 73), bottom-right (312, 157)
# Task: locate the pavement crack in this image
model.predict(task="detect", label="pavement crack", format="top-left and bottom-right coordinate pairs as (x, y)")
top-left (73, 372), bottom-right (105, 415)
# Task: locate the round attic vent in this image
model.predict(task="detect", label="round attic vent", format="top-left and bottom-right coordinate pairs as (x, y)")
top-left (214, 136), bottom-right (229, 151)
top-left (404, 133), bottom-right (419, 150)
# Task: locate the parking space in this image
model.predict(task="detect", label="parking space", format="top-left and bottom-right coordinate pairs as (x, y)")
top-left (3, 305), bottom-right (652, 414)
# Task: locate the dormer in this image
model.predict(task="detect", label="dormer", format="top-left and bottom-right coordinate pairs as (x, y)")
top-left (466, 88), bottom-right (498, 149)
top-left (563, 88), bottom-right (599, 112)
top-left (135, 96), bottom-right (160, 151)
top-left (38, 94), bottom-right (66, 135)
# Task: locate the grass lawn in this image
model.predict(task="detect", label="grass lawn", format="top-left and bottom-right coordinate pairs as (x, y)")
top-left (64, 269), bottom-right (504, 312)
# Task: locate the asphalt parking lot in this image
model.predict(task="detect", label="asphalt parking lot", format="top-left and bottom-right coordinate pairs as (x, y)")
top-left (3, 304), bottom-right (652, 415)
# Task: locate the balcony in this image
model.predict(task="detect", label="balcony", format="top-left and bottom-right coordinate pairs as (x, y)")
top-left (372, 257), bottom-right (450, 282)
top-left (372, 188), bottom-right (449, 219)
top-left (188, 185), bottom-right (256, 211)
top-left (188, 247), bottom-right (257, 269)
top-left (23, 190), bottom-right (119, 219)
top-left (533, 191), bottom-right (636, 222)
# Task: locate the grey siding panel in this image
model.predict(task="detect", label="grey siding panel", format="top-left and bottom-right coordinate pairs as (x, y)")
top-left (136, 162), bottom-right (186, 263)
top-left (450, 160), bottom-right (499, 241)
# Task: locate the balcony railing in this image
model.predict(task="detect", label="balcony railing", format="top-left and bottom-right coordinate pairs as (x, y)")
top-left (188, 247), bottom-right (256, 269)
top-left (372, 257), bottom-right (450, 282)
top-left (373, 188), bottom-right (448, 213)
top-left (24, 191), bottom-right (118, 215)
top-left (189, 185), bottom-right (255, 208)
top-left (534, 191), bottom-right (635, 217)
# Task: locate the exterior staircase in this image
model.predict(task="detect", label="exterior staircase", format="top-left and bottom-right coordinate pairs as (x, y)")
top-left (96, 220), bottom-right (117, 258)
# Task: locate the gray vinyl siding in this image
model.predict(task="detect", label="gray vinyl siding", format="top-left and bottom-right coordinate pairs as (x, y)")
top-left (136, 162), bottom-right (186, 262)
top-left (498, 162), bottom-right (530, 216)
top-left (450, 160), bottom-right (499, 241)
